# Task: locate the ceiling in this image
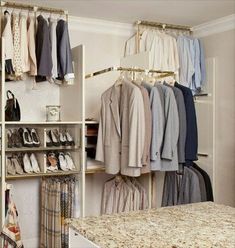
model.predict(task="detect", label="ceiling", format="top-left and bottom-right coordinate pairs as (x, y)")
top-left (6, 0), bottom-right (235, 26)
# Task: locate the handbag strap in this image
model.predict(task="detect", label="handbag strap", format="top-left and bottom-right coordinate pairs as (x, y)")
top-left (6, 90), bottom-right (15, 99)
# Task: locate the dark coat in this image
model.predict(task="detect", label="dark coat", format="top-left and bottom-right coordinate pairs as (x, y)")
top-left (175, 82), bottom-right (198, 161)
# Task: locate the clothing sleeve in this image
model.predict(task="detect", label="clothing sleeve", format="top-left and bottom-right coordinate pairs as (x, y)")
top-left (95, 95), bottom-right (105, 162)
top-left (128, 88), bottom-right (145, 168)
top-left (150, 88), bottom-right (164, 161)
top-left (193, 39), bottom-right (202, 90)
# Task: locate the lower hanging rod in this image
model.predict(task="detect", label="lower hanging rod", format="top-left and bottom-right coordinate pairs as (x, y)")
top-left (85, 66), bottom-right (175, 79)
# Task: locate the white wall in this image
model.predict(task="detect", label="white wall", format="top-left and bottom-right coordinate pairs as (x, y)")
top-left (201, 29), bottom-right (235, 207)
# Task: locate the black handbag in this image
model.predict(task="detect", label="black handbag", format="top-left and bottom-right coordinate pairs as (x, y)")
top-left (5, 90), bottom-right (21, 121)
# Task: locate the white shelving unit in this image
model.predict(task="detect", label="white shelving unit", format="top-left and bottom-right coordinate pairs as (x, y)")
top-left (0, 22), bottom-right (86, 244)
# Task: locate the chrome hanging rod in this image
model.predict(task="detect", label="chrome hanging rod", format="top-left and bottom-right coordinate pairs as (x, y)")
top-left (0, 1), bottom-right (68, 15)
top-left (136, 20), bottom-right (192, 32)
top-left (85, 66), bottom-right (175, 79)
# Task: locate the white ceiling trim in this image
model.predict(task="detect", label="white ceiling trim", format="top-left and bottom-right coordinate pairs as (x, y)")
top-left (192, 14), bottom-right (235, 37)
top-left (68, 16), bottom-right (134, 37)
top-left (68, 14), bottom-right (235, 38)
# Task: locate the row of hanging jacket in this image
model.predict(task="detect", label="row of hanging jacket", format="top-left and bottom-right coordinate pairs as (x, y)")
top-left (124, 29), bottom-right (206, 94)
top-left (2, 11), bottom-right (74, 84)
top-left (96, 76), bottom-right (198, 176)
top-left (101, 176), bottom-right (148, 215)
top-left (162, 162), bottom-right (214, 207)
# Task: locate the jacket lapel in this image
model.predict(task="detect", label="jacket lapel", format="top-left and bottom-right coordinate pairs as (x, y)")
top-left (110, 85), bottom-right (121, 137)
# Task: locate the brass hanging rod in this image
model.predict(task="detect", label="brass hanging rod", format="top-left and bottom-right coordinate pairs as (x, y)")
top-left (0, 1), bottom-right (67, 15)
top-left (85, 66), bottom-right (175, 79)
top-left (136, 20), bottom-right (192, 32)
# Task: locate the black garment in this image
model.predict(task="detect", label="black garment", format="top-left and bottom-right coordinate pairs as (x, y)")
top-left (175, 82), bottom-right (198, 161)
top-left (56, 19), bottom-right (73, 80)
top-left (192, 162), bottom-right (214, 201)
top-left (36, 15), bottom-right (53, 81)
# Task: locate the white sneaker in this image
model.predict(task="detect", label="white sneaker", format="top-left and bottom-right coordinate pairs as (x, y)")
top-left (23, 153), bottom-right (33, 173)
top-left (30, 153), bottom-right (40, 173)
top-left (65, 152), bottom-right (75, 170)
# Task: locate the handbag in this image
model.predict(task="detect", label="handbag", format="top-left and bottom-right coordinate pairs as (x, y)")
top-left (5, 90), bottom-right (21, 121)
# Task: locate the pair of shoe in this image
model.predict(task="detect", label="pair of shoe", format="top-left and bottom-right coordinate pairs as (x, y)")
top-left (7, 129), bottom-right (22, 148)
top-left (7, 128), bottom-right (40, 148)
top-left (47, 152), bottom-right (75, 172)
top-left (20, 128), bottom-right (40, 147)
top-left (46, 130), bottom-right (75, 147)
top-left (22, 153), bottom-right (40, 173)
top-left (7, 156), bottom-right (24, 175)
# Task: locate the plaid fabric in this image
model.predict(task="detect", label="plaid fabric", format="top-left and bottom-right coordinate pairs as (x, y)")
top-left (40, 179), bottom-right (61, 248)
top-left (40, 177), bottom-right (75, 248)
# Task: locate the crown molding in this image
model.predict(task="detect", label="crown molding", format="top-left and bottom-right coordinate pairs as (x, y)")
top-left (192, 14), bottom-right (235, 37)
top-left (68, 16), bottom-right (134, 37)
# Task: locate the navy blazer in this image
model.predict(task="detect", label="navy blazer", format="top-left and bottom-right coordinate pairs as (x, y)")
top-left (175, 82), bottom-right (198, 161)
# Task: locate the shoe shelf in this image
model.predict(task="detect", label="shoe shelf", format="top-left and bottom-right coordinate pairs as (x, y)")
top-left (6, 170), bottom-right (81, 180)
top-left (5, 121), bottom-right (83, 125)
top-left (5, 145), bottom-right (80, 152)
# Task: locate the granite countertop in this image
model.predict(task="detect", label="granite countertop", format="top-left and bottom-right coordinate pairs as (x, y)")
top-left (67, 202), bottom-right (235, 248)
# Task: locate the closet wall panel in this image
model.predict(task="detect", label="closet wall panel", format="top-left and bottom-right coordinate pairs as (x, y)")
top-left (201, 29), bottom-right (235, 207)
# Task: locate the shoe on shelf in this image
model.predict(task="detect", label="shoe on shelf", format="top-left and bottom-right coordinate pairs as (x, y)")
top-left (30, 153), bottom-right (40, 173)
top-left (21, 128), bottom-right (33, 147)
top-left (11, 129), bottom-right (23, 148)
top-left (46, 132), bottom-right (53, 147)
top-left (7, 129), bottom-right (13, 148)
top-left (65, 152), bottom-right (75, 170)
top-left (47, 152), bottom-right (58, 172)
top-left (48, 130), bottom-right (60, 147)
top-left (23, 153), bottom-right (33, 173)
top-left (58, 152), bottom-right (69, 171)
top-left (59, 132), bottom-right (67, 146)
top-left (7, 158), bottom-right (16, 175)
top-left (11, 156), bottom-right (23, 175)
top-left (30, 129), bottom-right (40, 147)
top-left (65, 131), bottom-right (75, 146)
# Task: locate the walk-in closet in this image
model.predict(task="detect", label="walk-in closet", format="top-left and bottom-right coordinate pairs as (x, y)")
top-left (0, 1), bottom-right (235, 248)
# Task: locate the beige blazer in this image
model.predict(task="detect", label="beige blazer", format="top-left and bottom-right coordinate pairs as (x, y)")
top-left (96, 80), bottom-right (145, 177)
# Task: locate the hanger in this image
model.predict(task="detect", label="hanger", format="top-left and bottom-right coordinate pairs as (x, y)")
top-left (115, 71), bottom-right (125, 86)
top-left (115, 174), bottom-right (122, 184)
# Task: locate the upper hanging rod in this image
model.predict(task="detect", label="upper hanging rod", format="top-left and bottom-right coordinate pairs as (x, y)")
top-left (136, 20), bottom-right (192, 32)
top-left (85, 66), bottom-right (175, 79)
top-left (0, 1), bottom-right (67, 15)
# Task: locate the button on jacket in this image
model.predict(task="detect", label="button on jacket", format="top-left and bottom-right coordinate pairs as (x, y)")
top-left (96, 80), bottom-right (145, 177)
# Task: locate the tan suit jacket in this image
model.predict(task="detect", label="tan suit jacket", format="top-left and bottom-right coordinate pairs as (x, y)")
top-left (96, 80), bottom-right (145, 177)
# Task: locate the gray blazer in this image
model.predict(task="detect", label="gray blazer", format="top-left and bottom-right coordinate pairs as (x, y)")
top-left (164, 83), bottom-right (187, 163)
top-left (96, 80), bottom-right (145, 177)
top-left (178, 166), bottom-right (201, 204)
top-left (162, 171), bottom-right (179, 207)
top-left (158, 84), bottom-right (179, 171)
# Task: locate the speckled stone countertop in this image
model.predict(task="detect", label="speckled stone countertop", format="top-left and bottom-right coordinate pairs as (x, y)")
top-left (67, 202), bottom-right (235, 248)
